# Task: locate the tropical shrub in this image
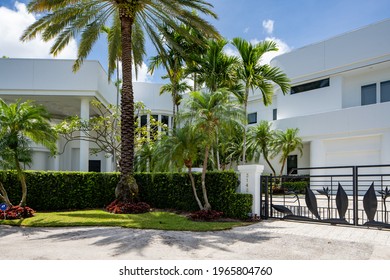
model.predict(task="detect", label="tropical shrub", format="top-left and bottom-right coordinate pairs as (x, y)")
top-left (0, 205), bottom-right (35, 219)
top-left (105, 200), bottom-right (150, 214)
top-left (188, 209), bottom-right (224, 221)
top-left (0, 171), bottom-right (251, 219)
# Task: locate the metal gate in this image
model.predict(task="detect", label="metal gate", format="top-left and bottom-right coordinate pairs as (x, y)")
top-left (260, 165), bottom-right (390, 229)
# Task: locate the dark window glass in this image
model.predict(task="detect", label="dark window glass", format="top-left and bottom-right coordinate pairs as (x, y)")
top-left (151, 114), bottom-right (158, 132)
top-left (287, 155), bottom-right (298, 175)
top-left (380, 81), bottom-right (390, 103)
top-left (140, 115), bottom-right (147, 127)
top-left (273, 109), bottom-right (277, 121)
top-left (247, 112), bottom-right (257, 124)
top-left (361, 84), bottom-right (376, 105)
top-left (88, 160), bottom-right (101, 172)
top-left (291, 78), bottom-right (330, 94)
top-left (161, 115), bottom-right (169, 126)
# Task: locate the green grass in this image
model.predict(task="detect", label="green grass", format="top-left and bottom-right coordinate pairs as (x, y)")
top-left (0, 210), bottom-right (249, 231)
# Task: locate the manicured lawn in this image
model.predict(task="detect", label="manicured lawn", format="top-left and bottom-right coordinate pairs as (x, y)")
top-left (0, 210), bottom-right (249, 231)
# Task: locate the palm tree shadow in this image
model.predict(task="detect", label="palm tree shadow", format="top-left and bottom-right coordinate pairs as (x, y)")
top-left (29, 224), bottom-right (277, 258)
top-left (0, 224), bottom-right (49, 238)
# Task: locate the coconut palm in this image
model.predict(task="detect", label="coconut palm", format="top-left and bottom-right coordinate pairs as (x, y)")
top-left (21, 0), bottom-right (219, 202)
top-left (0, 99), bottom-right (57, 207)
top-left (247, 120), bottom-right (277, 176)
top-left (273, 128), bottom-right (303, 177)
top-left (181, 90), bottom-right (244, 209)
top-left (154, 125), bottom-right (204, 209)
top-left (231, 38), bottom-right (290, 163)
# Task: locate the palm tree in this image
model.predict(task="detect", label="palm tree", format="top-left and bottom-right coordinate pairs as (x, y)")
top-left (186, 39), bottom-right (239, 93)
top-left (185, 38), bottom-right (240, 169)
top-left (22, 0), bottom-right (219, 203)
top-left (148, 25), bottom-right (192, 128)
top-left (159, 81), bottom-right (192, 120)
top-left (247, 120), bottom-right (277, 176)
top-left (154, 125), bottom-right (204, 209)
top-left (181, 90), bottom-right (244, 210)
top-left (231, 38), bottom-right (290, 163)
top-left (273, 128), bottom-right (303, 177)
top-left (0, 99), bottom-right (57, 207)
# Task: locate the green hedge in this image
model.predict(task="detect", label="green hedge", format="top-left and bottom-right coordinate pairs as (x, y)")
top-left (281, 181), bottom-right (308, 194)
top-left (0, 170), bottom-right (251, 219)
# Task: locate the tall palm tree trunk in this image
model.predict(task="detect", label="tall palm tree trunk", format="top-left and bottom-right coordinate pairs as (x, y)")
top-left (242, 90), bottom-right (249, 164)
top-left (15, 155), bottom-right (27, 207)
top-left (115, 11), bottom-right (138, 202)
top-left (187, 166), bottom-right (204, 210)
top-left (201, 145), bottom-right (211, 210)
top-left (172, 96), bottom-right (176, 129)
top-left (0, 182), bottom-right (12, 206)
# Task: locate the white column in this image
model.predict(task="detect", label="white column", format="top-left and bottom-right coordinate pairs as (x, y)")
top-left (237, 164), bottom-right (264, 217)
top-left (381, 132), bottom-right (390, 164)
top-left (310, 139), bottom-right (326, 171)
top-left (105, 154), bottom-right (116, 172)
top-left (310, 139), bottom-right (327, 190)
top-left (53, 141), bottom-right (60, 171)
top-left (79, 98), bottom-right (90, 171)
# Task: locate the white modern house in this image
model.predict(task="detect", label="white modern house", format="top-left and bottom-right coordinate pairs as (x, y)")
top-left (246, 19), bottom-right (390, 175)
top-left (1, 19), bottom-right (389, 174)
top-left (0, 58), bottom-right (170, 172)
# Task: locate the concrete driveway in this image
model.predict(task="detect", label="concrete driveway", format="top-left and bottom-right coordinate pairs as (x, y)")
top-left (0, 220), bottom-right (389, 260)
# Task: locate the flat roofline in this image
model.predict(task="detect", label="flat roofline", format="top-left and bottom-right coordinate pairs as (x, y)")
top-left (0, 57), bottom-right (108, 76)
top-left (271, 18), bottom-right (390, 64)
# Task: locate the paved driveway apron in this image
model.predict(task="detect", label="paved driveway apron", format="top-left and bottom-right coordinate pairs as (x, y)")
top-left (1, 220), bottom-right (389, 259)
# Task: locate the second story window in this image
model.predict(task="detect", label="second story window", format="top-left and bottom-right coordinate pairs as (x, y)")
top-left (380, 80), bottom-right (390, 103)
top-left (273, 109), bottom-right (277, 121)
top-left (361, 84), bottom-right (376, 105)
top-left (291, 78), bottom-right (330, 94)
top-left (247, 112), bottom-right (257, 124)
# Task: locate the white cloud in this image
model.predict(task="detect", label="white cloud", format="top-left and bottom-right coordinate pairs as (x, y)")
top-left (261, 37), bottom-right (291, 65)
top-left (262, 19), bottom-right (274, 35)
top-left (0, 2), bottom-right (77, 59)
top-left (224, 36), bottom-right (291, 65)
top-left (117, 61), bottom-right (153, 83)
top-left (223, 46), bottom-right (239, 57)
top-left (243, 27), bottom-right (249, 34)
top-left (133, 62), bottom-right (153, 82)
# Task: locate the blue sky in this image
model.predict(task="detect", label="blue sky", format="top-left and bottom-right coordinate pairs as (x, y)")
top-left (1, 0), bottom-right (389, 83)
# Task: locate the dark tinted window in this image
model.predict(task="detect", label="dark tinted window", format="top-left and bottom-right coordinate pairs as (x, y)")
top-left (380, 81), bottom-right (390, 103)
top-left (273, 109), bottom-right (277, 121)
top-left (291, 78), bottom-right (330, 94)
top-left (247, 112), bottom-right (257, 124)
top-left (140, 115), bottom-right (147, 127)
top-left (361, 84), bottom-right (376, 105)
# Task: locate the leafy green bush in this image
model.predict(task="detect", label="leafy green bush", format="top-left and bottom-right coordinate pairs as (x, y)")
top-left (0, 170), bottom-right (251, 218)
top-left (281, 181), bottom-right (308, 194)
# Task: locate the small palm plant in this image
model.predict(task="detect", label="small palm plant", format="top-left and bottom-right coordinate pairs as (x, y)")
top-left (0, 99), bottom-right (57, 207)
top-left (377, 186), bottom-right (390, 223)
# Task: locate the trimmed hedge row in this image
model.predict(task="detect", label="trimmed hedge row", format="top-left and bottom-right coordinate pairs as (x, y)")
top-left (0, 170), bottom-right (252, 219)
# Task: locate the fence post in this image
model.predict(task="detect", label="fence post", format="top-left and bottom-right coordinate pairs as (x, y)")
top-left (238, 165), bottom-right (264, 217)
top-left (263, 176), bottom-right (269, 219)
top-left (353, 166), bottom-right (359, 226)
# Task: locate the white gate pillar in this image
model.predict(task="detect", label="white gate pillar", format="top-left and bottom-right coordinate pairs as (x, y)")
top-left (79, 98), bottom-right (90, 171)
top-left (237, 164), bottom-right (264, 217)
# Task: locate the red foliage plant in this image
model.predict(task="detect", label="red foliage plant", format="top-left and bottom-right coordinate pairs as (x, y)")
top-left (0, 206), bottom-right (35, 220)
top-left (106, 200), bottom-right (150, 214)
top-left (188, 209), bottom-right (224, 221)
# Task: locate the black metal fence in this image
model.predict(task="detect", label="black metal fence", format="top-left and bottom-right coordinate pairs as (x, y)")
top-left (260, 165), bottom-right (390, 229)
